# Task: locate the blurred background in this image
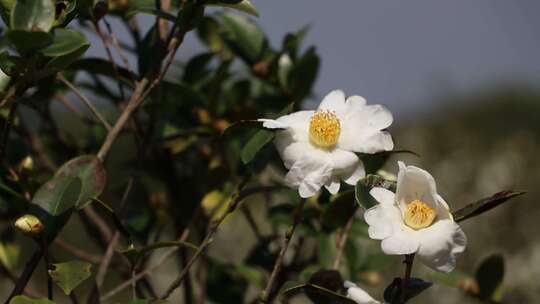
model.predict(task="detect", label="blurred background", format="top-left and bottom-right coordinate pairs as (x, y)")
top-left (2, 0), bottom-right (540, 303)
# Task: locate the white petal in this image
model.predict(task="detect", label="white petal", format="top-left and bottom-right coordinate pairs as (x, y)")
top-left (328, 149), bottom-right (359, 172)
top-left (395, 162), bottom-right (451, 220)
top-left (284, 153), bottom-right (333, 198)
top-left (318, 90), bottom-right (346, 114)
top-left (416, 220), bottom-right (467, 272)
top-left (270, 110), bottom-right (313, 142)
top-left (274, 135), bottom-right (311, 169)
top-left (324, 178), bottom-right (341, 194)
top-left (337, 103), bottom-right (394, 153)
top-left (369, 187), bottom-right (396, 206)
top-left (345, 282), bottom-right (381, 304)
top-left (381, 230), bottom-right (419, 255)
top-left (259, 119), bottom-right (287, 129)
top-left (343, 161), bottom-right (366, 185)
top-left (364, 206), bottom-right (393, 239)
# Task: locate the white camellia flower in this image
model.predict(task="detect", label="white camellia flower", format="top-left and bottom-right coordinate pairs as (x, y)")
top-left (364, 162), bottom-right (467, 272)
top-left (259, 90), bottom-right (393, 198)
top-left (344, 281), bottom-right (381, 304)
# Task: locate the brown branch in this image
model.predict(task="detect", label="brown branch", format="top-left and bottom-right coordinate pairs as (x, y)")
top-left (332, 212), bottom-right (356, 270)
top-left (54, 238), bottom-right (102, 264)
top-left (400, 254), bottom-right (415, 303)
top-left (100, 227), bottom-right (193, 301)
top-left (95, 178), bottom-right (133, 288)
top-left (57, 73), bottom-right (112, 131)
top-left (259, 198), bottom-right (306, 304)
top-left (159, 176), bottom-right (251, 299)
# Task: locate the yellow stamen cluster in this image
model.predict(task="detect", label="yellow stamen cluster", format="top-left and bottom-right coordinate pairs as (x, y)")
top-left (403, 200), bottom-right (436, 230)
top-left (309, 110), bottom-right (341, 148)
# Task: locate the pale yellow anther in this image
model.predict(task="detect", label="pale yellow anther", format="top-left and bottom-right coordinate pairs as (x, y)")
top-left (309, 110), bottom-right (341, 148)
top-left (403, 200), bottom-right (436, 230)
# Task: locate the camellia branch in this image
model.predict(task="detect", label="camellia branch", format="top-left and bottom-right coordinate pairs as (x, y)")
top-left (400, 254), bottom-right (415, 303)
top-left (56, 73), bottom-right (112, 131)
top-left (159, 175), bottom-right (251, 299)
top-left (332, 211), bottom-right (356, 270)
top-left (259, 198), bottom-right (306, 304)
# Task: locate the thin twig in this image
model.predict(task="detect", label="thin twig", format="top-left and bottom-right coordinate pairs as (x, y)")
top-left (92, 20), bottom-right (126, 100)
top-left (259, 198), bottom-right (306, 303)
top-left (0, 102), bottom-right (18, 161)
top-left (100, 228), bottom-right (192, 301)
top-left (4, 251), bottom-right (42, 303)
top-left (400, 254), bottom-right (415, 303)
top-left (57, 73), bottom-right (112, 131)
top-left (332, 211), bottom-right (356, 270)
top-left (102, 18), bottom-right (135, 75)
top-left (159, 176), bottom-right (251, 299)
top-left (54, 238), bottom-right (102, 264)
top-left (96, 178), bottom-right (133, 288)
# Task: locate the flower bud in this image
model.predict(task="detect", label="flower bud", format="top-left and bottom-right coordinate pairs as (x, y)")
top-left (14, 214), bottom-right (44, 236)
top-left (18, 156), bottom-right (34, 173)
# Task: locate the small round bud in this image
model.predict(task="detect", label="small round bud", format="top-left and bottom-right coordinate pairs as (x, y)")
top-left (19, 156), bottom-right (34, 173)
top-left (14, 214), bottom-right (44, 236)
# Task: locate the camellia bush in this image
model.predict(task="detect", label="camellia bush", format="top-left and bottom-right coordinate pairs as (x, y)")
top-left (0, 0), bottom-right (525, 303)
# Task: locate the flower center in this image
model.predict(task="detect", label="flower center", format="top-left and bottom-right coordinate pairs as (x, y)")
top-left (309, 110), bottom-right (341, 148)
top-left (403, 200), bottom-right (436, 230)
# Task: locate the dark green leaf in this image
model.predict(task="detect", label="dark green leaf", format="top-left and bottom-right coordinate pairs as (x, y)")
top-left (10, 0), bottom-right (55, 32)
top-left (55, 155), bottom-right (106, 209)
top-left (475, 254), bottom-right (504, 301)
top-left (32, 176), bottom-right (81, 216)
top-left (48, 260), bottom-right (92, 295)
top-left (7, 30), bottom-right (53, 54)
top-left (240, 129), bottom-right (273, 165)
top-left (40, 28), bottom-right (89, 57)
top-left (206, 0), bottom-right (259, 17)
top-left (360, 150), bottom-right (418, 174)
top-left (197, 16), bottom-right (225, 53)
top-left (68, 58), bottom-right (135, 86)
top-left (383, 277), bottom-right (432, 304)
top-left (282, 283), bottom-right (357, 304)
top-left (453, 191), bottom-right (525, 223)
top-left (322, 190), bottom-right (356, 232)
top-left (355, 175), bottom-right (396, 210)
top-left (288, 47), bottom-right (319, 101)
top-left (125, 7), bottom-right (176, 21)
top-left (9, 296), bottom-right (55, 304)
top-left (220, 12), bottom-right (266, 64)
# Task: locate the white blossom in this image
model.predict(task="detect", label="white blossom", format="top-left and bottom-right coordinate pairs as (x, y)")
top-left (364, 162), bottom-right (467, 272)
top-left (260, 90), bottom-right (393, 197)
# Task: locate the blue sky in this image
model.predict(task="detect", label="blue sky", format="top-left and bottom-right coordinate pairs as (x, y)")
top-left (251, 0), bottom-right (540, 115)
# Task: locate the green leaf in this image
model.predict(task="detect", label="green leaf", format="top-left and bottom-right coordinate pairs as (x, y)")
top-left (68, 58), bottom-right (135, 86)
top-left (355, 175), bottom-right (396, 210)
top-left (55, 155), bottom-right (107, 209)
top-left (287, 47), bottom-right (320, 101)
top-left (0, 240), bottom-right (20, 269)
top-left (206, 0), bottom-right (259, 17)
top-left (220, 12), bottom-right (266, 64)
top-left (241, 129), bottom-right (274, 165)
top-left (383, 277), bottom-right (432, 304)
top-left (125, 7), bottom-right (176, 21)
top-left (321, 190), bottom-right (356, 232)
top-left (0, 64), bottom-right (10, 92)
top-left (475, 254), bottom-right (504, 301)
top-left (453, 191), bottom-right (525, 223)
top-left (9, 296), bottom-right (55, 304)
top-left (6, 30), bottom-right (53, 55)
top-left (282, 283), bottom-right (356, 304)
top-left (197, 16), bottom-right (225, 53)
top-left (40, 29), bottom-right (89, 57)
top-left (48, 260), bottom-right (92, 295)
top-left (359, 150), bottom-right (418, 174)
top-left (10, 0), bottom-right (55, 32)
top-left (32, 176), bottom-right (82, 216)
